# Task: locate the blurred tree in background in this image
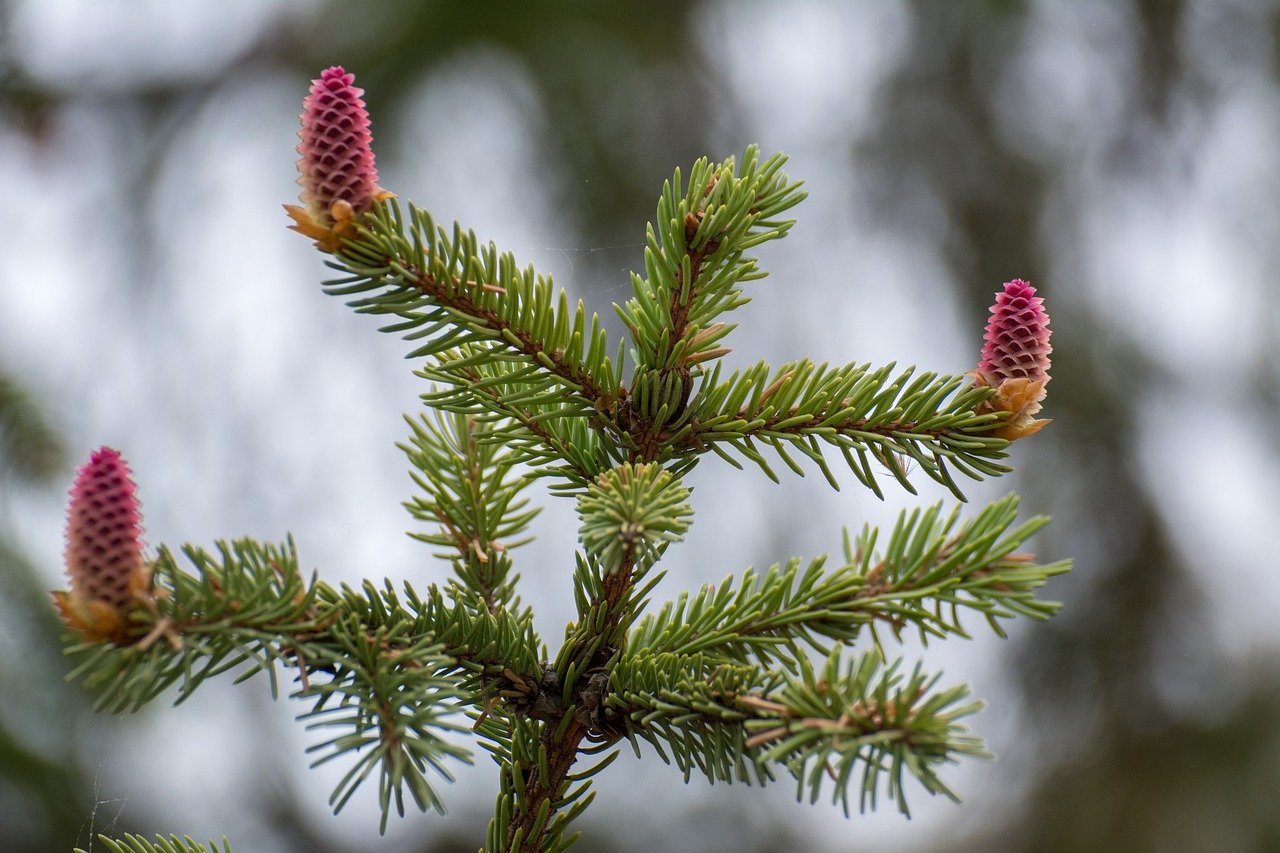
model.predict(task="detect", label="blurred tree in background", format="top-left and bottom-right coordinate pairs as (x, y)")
top-left (2, 1), bottom-right (1278, 850)
top-left (0, 370), bottom-right (108, 848)
top-left (860, 3), bottom-right (1280, 849)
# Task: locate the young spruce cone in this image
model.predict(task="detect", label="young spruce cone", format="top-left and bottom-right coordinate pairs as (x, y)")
top-left (970, 279), bottom-right (1052, 440)
top-left (52, 447), bottom-right (153, 643)
top-left (285, 66), bottom-right (394, 253)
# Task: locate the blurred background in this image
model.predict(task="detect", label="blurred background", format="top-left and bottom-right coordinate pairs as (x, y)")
top-left (2, 1), bottom-right (1279, 851)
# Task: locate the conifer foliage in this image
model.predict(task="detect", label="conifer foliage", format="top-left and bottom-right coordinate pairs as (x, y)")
top-left (59, 67), bottom-right (1070, 852)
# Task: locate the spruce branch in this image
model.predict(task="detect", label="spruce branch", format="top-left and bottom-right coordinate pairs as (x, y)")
top-left (494, 550), bottom-right (638, 852)
top-left (496, 471), bottom-right (686, 853)
top-left (486, 715), bottom-right (607, 853)
top-left (607, 650), bottom-right (986, 816)
top-left (618, 145), bottom-right (806, 374)
top-left (401, 410), bottom-right (541, 610)
top-left (606, 653), bottom-right (779, 787)
top-left (615, 146), bottom-right (805, 459)
top-left (55, 68), bottom-right (1073, 848)
top-left (576, 462), bottom-right (693, 575)
top-left (62, 538), bottom-right (545, 827)
top-left (842, 494), bottom-right (1069, 643)
top-left (63, 538), bottom-right (322, 714)
top-left (630, 495), bottom-right (1069, 668)
top-left (628, 556), bottom-right (863, 671)
top-left (294, 580), bottom-right (543, 824)
top-left (326, 203), bottom-right (624, 430)
top-left (289, 580), bottom-right (544, 823)
top-left (676, 358), bottom-right (1012, 500)
top-left (416, 346), bottom-right (620, 490)
top-left (298, 613), bottom-right (471, 827)
top-left (757, 651), bottom-right (986, 816)
top-left (354, 579), bottom-right (544, 697)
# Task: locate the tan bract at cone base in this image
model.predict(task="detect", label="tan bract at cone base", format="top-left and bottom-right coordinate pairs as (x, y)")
top-left (52, 577), bottom-right (153, 645)
top-left (969, 371), bottom-right (1051, 441)
top-left (285, 191), bottom-right (396, 254)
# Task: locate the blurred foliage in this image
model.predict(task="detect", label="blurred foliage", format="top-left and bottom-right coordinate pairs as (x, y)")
top-left (0, 369), bottom-right (113, 851)
top-left (946, 667), bottom-right (1280, 850)
top-left (858, 2), bottom-right (1280, 850)
top-left (0, 372), bottom-right (64, 486)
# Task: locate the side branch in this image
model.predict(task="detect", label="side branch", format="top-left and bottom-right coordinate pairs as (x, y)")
top-left (397, 258), bottom-right (613, 407)
top-left (605, 650), bottom-right (987, 816)
top-left (401, 410), bottom-right (542, 609)
top-left (617, 148), bottom-right (806, 456)
top-left (630, 495), bottom-right (1069, 666)
top-left (677, 360), bottom-right (1013, 499)
top-left (61, 540), bottom-right (544, 824)
top-left (327, 202), bottom-right (627, 447)
top-left (418, 364), bottom-right (602, 486)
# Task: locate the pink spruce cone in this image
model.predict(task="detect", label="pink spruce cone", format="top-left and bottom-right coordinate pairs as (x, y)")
top-left (285, 66), bottom-right (393, 253)
top-left (978, 279), bottom-right (1052, 385)
top-left (971, 279), bottom-right (1052, 440)
top-left (52, 447), bottom-right (152, 643)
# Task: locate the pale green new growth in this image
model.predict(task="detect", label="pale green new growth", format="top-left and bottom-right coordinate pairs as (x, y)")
top-left (60, 146), bottom-right (1070, 852)
top-left (577, 463), bottom-right (693, 573)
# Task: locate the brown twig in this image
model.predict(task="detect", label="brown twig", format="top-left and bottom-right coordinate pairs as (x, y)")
top-left (505, 552), bottom-right (637, 851)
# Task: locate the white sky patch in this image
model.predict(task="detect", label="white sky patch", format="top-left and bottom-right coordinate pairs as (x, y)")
top-left (1138, 394), bottom-right (1280, 654)
top-left (1195, 81), bottom-right (1280, 266)
top-left (8, 0), bottom-right (313, 89)
top-left (698, 0), bottom-right (969, 394)
top-left (695, 0), bottom-right (909, 151)
top-left (0, 102), bottom-right (135, 360)
top-left (152, 80), bottom-right (306, 392)
top-left (389, 50), bottom-right (572, 292)
top-left (1078, 144), bottom-right (1267, 381)
top-left (992, 2), bottom-right (1139, 163)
